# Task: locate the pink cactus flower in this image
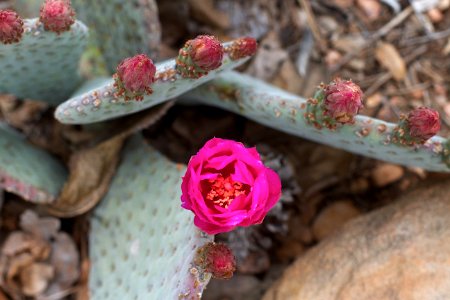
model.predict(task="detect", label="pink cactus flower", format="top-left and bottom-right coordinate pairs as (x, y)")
top-left (113, 54), bottom-right (156, 101)
top-left (0, 10), bottom-right (24, 44)
top-left (324, 79), bottom-right (363, 124)
top-left (40, 0), bottom-right (75, 34)
top-left (196, 243), bottom-right (236, 279)
top-left (228, 37), bottom-right (258, 60)
top-left (407, 107), bottom-right (440, 141)
top-left (181, 138), bottom-right (282, 234)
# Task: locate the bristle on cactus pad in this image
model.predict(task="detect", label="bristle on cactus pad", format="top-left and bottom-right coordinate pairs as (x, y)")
top-left (183, 71), bottom-right (449, 172)
top-left (55, 40), bottom-right (253, 124)
top-left (0, 124), bottom-right (67, 203)
top-left (89, 135), bottom-right (213, 299)
top-left (72, 0), bottom-right (161, 74)
top-left (0, 18), bottom-right (88, 105)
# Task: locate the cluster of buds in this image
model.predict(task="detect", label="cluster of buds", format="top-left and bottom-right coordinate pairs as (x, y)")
top-left (305, 79), bottom-right (440, 146)
top-left (0, 0), bottom-right (75, 45)
top-left (113, 35), bottom-right (259, 101)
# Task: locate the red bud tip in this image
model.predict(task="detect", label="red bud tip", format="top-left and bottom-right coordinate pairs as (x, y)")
top-left (228, 37), bottom-right (258, 60)
top-left (39, 0), bottom-right (75, 34)
top-left (196, 243), bottom-right (236, 280)
top-left (324, 79), bottom-right (363, 124)
top-left (176, 35), bottom-right (224, 78)
top-left (407, 107), bottom-right (440, 141)
top-left (0, 10), bottom-right (24, 44)
top-left (113, 54), bottom-right (156, 101)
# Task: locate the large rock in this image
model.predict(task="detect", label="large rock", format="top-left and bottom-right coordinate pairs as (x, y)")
top-left (263, 178), bottom-right (450, 300)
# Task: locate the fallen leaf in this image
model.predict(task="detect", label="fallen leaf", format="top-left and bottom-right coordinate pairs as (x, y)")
top-left (375, 42), bottom-right (406, 81)
top-left (45, 134), bottom-right (125, 218)
top-left (46, 102), bottom-right (174, 217)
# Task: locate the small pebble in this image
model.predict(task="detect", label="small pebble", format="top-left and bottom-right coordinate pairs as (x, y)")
top-left (312, 200), bottom-right (361, 241)
top-left (371, 163), bottom-right (404, 187)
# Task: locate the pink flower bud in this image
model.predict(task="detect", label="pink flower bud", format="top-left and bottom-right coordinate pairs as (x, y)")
top-left (324, 79), bottom-right (363, 124)
top-left (113, 54), bottom-right (156, 101)
top-left (407, 107), bottom-right (440, 141)
top-left (196, 243), bottom-right (236, 280)
top-left (39, 0), bottom-right (75, 34)
top-left (0, 10), bottom-right (24, 44)
top-left (228, 37), bottom-right (258, 60)
top-left (176, 35), bottom-right (224, 78)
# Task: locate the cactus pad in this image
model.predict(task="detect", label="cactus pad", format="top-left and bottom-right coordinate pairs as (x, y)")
top-left (184, 72), bottom-right (449, 172)
top-left (13, 0), bottom-right (44, 18)
top-left (0, 123), bottom-right (67, 203)
top-left (89, 135), bottom-right (213, 299)
top-left (0, 18), bottom-right (88, 105)
top-left (55, 43), bottom-right (251, 124)
top-left (72, 0), bottom-right (161, 74)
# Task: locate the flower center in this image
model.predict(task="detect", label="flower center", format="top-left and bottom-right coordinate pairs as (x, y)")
top-left (205, 175), bottom-right (248, 208)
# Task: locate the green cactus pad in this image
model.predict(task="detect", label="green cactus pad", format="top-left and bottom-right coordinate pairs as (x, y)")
top-left (89, 135), bottom-right (213, 299)
top-left (13, 0), bottom-right (44, 18)
top-left (72, 0), bottom-right (161, 74)
top-left (0, 18), bottom-right (88, 105)
top-left (55, 44), bottom-right (251, 124)
top-left (183, 71), bottom-right (449, 172)
top-left (0, 123), bottom-right (67, 203)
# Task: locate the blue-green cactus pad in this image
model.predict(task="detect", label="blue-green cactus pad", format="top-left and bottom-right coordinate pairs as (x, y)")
top-left (89, 135), bottom-right (213, 299)
top-left (13, 0), bottom-right (44, 18)
top-left (0, 18), bottom-right (88, 105)
top-left (55, 45), bottom-right (250, 124)
top-left (0, 123), bottom-right (67, 203)
top-left (72, 0), bottom-right (161, 74)
top-left (184, 71), bottom-right (450, 172)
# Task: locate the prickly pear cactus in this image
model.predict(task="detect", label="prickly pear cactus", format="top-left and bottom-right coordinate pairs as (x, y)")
top-left (89, 135), bottom-right (213, 299)
top-left (12, 0), bottom-right (44, 18)
top-left (0, 123), bottom-right (67, 203)
top-left (55, 41), bottom-right (252, 124)
top-left (0, 18), bottom-right (88, 105)
top-left (72, 0), bottom-right (161, 73)
top-left (184, 71), bottom-right (450, 172)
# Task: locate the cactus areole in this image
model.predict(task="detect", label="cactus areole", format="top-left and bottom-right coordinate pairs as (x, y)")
top-left (113, 54), bottom-right (156, 101)
top-left (176, 35), bottom-right (224, 78)
top-left (195, 243), bottom-right (236, 280)
top-left (40, 0), bottom-right (75, 34)
top-left (0, 10), bottom-right (24, 44)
